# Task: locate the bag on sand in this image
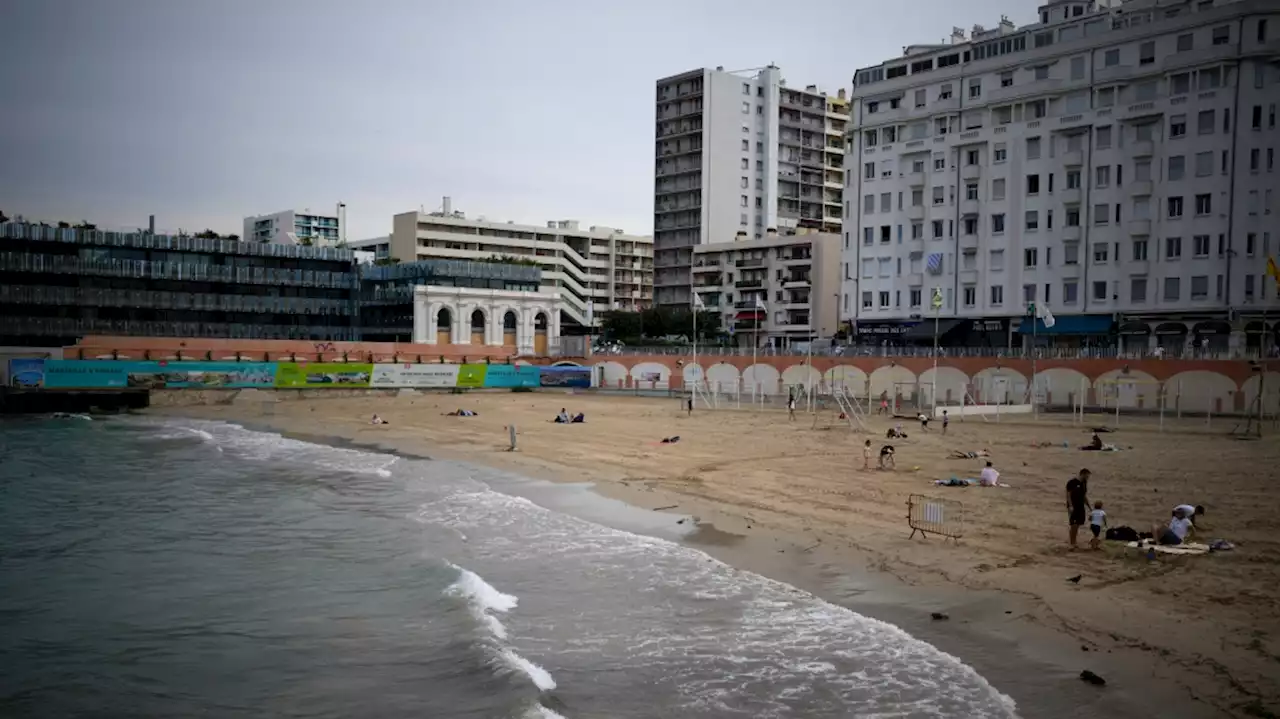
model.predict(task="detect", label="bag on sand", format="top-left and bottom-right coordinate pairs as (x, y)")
top-left (1105, 526), bottom-right (1140, 542)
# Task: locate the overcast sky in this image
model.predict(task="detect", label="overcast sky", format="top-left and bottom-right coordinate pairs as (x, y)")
top-left (0, 0), bottom-right (1019, 239)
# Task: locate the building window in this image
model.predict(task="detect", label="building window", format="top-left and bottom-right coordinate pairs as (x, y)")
top-left (993, 214), bottom-right (1006, 233)
top-left (1246, 233), bottom-right (1257, 257)
top-left (933, 186), bottom-right (945, 206)
top-left (1198, 109), bottom-right (1215, 135)
top-left (1133, 239), bottom-right (1148, 261)
top-left (1066, 208), bottom-right (1081, 227)
top-left (967, 149), bottom-right (979, 166)
top-left (910, 288), bottom-right (922, 307)
top-left (1197, 151), bottom-right (1214, 177)
top-left (1024, 247), bottom-right (1038, 267)
top-left (1212, 25), bottom-right (1230, 45)
top-left (1170, 114), bottom-right (1186, 138)
top-left (964, 217), bottom-right (978, 235)
top-left (1093, 242), bottom-right (1109, 263)
top-left (1096, 126), bottom-right (1112, 149)
top-left (863, 227), bottom-right (874, 245)
top-left (1093, 281), bottom-right (1108, 301)
top-left (864, 162), bottom-right (875, 180)
top-left (1195, 194), bottom-right (1212, 215)
top-left (990, 285), bottom-right (1004, 305)
top-left (878, 291), bottom-right (890, 307)
top-left (1104, 48), bottom-right (1120, 66)
top-left (1164, 277), bottom-right (1180, 301)
top-left (1139, 41), bottom-right (1155, 65)
top-left (994, 147), bottom-right (1007, 163)
top-left (993, 178), bottom-right (1006, 200)
top-left (1027, 174), bottom-right (1040, 195)
top-left (1096, 165), bottom-right (1111, 187)
top-left (912, 221), bottom-right (923, 239)
top-left (1166, 236), bottom-right (1182, 259)
top-left (1168, 196), bottom-right (1184, 218)
top-left (1177, 33), bottom-right (1193, 51)
top-left (1026, 136), bottom-right (1041, 160)
top-left (1130, 277), bottom-right (1147, 303)
top-left (1194, 235), bottom-right (1210, 257)
top-left (1169, 155), bottom-right (1185, 181)
top-left (966, 182), bottom-right (979, 200)
top-left (963, 286), bottom-right (976, 306)
top-left (1064, 281), bottom-right (1078, 304)
top-left (969, 79), bottom-right (981, 98)
top-left (861, 291), bottom-right (872, 308)
top-left (1025, 210), bottom-right (1039, 231)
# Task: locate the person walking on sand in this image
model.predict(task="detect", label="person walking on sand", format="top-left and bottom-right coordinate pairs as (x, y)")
top-left (1089, 501), bottom-right (1107, 550)
top-left (687, 396), bottom-right (693, 417)
top-left (788, 395), bottom-right (797, 421)
top-left (1065, 468), bottom-right (1092, 550)
top-left (862, 439), bottom-right (872, 470)
top-left (942, 410), bottom-right (949, 435)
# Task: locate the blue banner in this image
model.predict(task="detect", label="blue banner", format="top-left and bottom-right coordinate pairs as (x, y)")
top-left (7, 358), bottom-right (46, 388)
top-left (482, 364), bottom-right (541, 388)
top-left (538, 365), bottom-right (592, 388)
top-left (43, 360), bottom-right (279, 389)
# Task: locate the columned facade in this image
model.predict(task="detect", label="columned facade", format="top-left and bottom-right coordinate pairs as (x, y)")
top-left (412, 286), bottom-right (561, 356)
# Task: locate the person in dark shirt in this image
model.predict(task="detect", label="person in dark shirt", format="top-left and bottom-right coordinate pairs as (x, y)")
top-left (1065, 468), bottom-right (1092, 549)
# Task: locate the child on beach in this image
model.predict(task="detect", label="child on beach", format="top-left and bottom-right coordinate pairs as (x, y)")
top-left (788, 396), bottom-right (797, 421)
top-left (1089, 501), bottom-right (1107, 550)
top-left (863, 439), bottom-right (872, 470)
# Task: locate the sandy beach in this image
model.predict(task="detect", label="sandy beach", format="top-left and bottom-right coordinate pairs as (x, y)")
top-left (165, 389), bottom-right (1280, 717)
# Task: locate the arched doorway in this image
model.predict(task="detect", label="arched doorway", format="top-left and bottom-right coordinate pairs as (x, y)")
top-left (533, 312), bottom-right (549, 355)
top-left (470, 309), bottom-right (486, 346)
top-left (436, 307), bottom-right (453, 345)
top-left (1192, 320), bottom-right (1230, 354)
top-left (1154, 322), bottom-right (1186, 355)
top-left (503, 311), bottom-right (518, 348)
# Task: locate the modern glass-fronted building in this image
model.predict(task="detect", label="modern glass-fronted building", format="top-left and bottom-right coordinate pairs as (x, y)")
top-left (0, 222), bottom-right (545, 347)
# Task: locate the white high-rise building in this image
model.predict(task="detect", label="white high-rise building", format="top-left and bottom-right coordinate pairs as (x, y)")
top-left (842, 0), bottom-right (1279, 354)
top-left (654, 66), bottom-right (848, 309)
top-left (372, 198), bottom-right (653, 330)
top-left (243, 205), bottom-right (346, 247)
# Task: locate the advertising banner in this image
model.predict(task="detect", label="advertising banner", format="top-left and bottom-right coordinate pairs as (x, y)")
top-left (42, 360), bottom-right (279, 389)
top-left (481, 364), bottom-right (541, 389)
top-left (538, 365), bottom-right (593, 389)
top-left (455, 364), bottom-right (488, 389)
top-left (274, 363), bottom-right (373, 388)
top-left (7, 358), bottom-right (46, 388)
top-left (370, 363), bottom-right (460, 388)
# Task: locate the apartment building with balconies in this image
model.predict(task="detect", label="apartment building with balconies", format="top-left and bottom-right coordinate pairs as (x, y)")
top-left (243, 205), bottom-right (346, 247)
top-left (654, 66), bottom-right (848, 309)
top-left (843, 0), bottom-right (1279, 353)
top-left (691, 230), bottom-right (840, 350)
top-left (381, 198), bottom-right (653, 331)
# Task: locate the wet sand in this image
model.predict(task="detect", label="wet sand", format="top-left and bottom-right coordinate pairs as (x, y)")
top-left (164, 390), bottom-right (1280, 717)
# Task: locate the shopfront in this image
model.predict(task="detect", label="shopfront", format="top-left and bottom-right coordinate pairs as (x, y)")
top-left (1191, 320), bottom-right (1231, 353)
top-left (1154, 322), bottom-right (1188, 352)
top-left (1016, 314), bottom-right (1115, 349)
top-left (1117, 321), bottom-right (1151, 354)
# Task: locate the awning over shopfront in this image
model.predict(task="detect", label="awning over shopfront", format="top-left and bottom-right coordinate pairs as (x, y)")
top-left (898, 319), bottom-right (963, 341)
top-left (1118, 321), bottom-right (1151, 336)
top-left (1155, 322), bottom-right (1188, 336)
top-left (734, 310), bottom-right (765, 321)
top-left (1192, 320), bottom-right (1231, 336)
top-left (1017, 314), bottom-right (1114, 335)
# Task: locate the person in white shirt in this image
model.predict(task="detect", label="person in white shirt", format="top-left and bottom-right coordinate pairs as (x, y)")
top-left (1173, 504), bottom-right (1205, 525)
top-left (1089, 501), bottom-right (1107, 550)
top-left (1156, 512), bottom-right (1194, 546)
top-left (979, 461), bottom-right (1000, 487)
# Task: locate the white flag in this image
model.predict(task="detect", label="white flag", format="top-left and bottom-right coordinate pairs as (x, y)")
top-left (692, 293), bottom-right (705, 310)
top-left (1035, 303), bottom-right (1056, 329)
top-left (754, 297), bottom-right (767, 310)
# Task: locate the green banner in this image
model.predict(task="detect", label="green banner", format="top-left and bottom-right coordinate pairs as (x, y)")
top-left (274, 362), bottom-right (373, 388)
top-left (456, 364), bottom-right (488, 388)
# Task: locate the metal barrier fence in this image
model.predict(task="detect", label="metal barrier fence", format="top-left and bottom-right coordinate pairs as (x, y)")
top-left (907, 494), bottom-right (964, 543)
top-left (606, 344), bottom-right (1274, 362)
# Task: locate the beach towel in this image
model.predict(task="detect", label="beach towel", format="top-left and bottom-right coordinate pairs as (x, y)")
top-left (1125, 541), bottom-right (1211, 556)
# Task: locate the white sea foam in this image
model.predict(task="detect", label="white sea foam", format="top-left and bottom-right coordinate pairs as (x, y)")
top-left (498, 648), bottom-right (557, 691)
top-left (523, 703), bottom-right (568, 719)
top-left (446, 563), bottom-right (517, 640)
top-left (417, 489), bottom-right (1020, 718)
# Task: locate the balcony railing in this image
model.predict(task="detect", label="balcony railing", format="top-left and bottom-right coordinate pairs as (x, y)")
top-left (0, 284), bottom-right (353, 314)
top-left (1, 222), bottom-right (354, 262)
top-left (606, 344), bottom-right (1262, 361)
top-left (0, 252), bottom-right (355, 288)
top-left (0, 315), bottom-right (355, 341)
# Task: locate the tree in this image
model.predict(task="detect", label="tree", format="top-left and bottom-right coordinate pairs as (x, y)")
top-left (225, 234), bottom-right (240, 241)
top-left (0, 210), bottom-right (10, 223)
top-left (373, 257), bottom-right (401, 266)
top-left (73, 221), bottom-right (96, 230)
top-left (195, 229), bottom-right (220, 239)
top-left (600, 310), bottom-right (643, 342)
top-left (57, 221), bottom-right (71, 229)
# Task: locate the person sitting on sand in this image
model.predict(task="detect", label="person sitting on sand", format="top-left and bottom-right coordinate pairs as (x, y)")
top-left (370, 414), bottom-right (387, 425)
top-left (1173, 504), bottom-right (1205, 526)
top-left (878, 444), bottom-right (896, 470)
top-left (979, 461), bottom-right (1000, 487)
top-left (886, 427), bottom-right (909, 440)
top-left (1082, 432), bottom-right (1104, 451)
top-left (554, 408), bottom-right (570, 423)
top-left (445, 409), bottom-right (476, 417)
top-left (1155, 511), bottom-right (1194, 546)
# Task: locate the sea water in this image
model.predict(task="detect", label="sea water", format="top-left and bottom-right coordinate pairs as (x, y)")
top-left (0, 415), bottom-right (1018, 718)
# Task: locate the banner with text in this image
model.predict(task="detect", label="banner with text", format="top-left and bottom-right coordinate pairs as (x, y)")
top-left (42, 360), bottom-right (280, 389)
top-left (480, 364), bottom-right (541, 388)
top-left (370, 364), bottom-right (460, 388)
top-left (274, 362), bottom-right (373, 388)
top-left (455, 364), bottom-right (488, 389)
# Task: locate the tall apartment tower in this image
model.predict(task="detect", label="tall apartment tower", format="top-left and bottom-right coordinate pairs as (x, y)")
top-left (843, 0), bottom-right (1278, 354)
top-left (654, 66), bottom-right (848, 308)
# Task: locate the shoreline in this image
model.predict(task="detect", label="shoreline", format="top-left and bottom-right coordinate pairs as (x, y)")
top-left (153, 393), bottom-right (1277, 718)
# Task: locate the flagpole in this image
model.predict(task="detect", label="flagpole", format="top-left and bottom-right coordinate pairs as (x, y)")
top-left (692, 294), bottom-right (698, 401)
top-left (753, 300), bottom-right (759, 405)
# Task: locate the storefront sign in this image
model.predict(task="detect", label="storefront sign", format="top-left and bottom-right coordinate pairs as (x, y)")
top-left (370, 364), bottom-right (459, 388)
top-left (855, 323), bottom-right (917, 336)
